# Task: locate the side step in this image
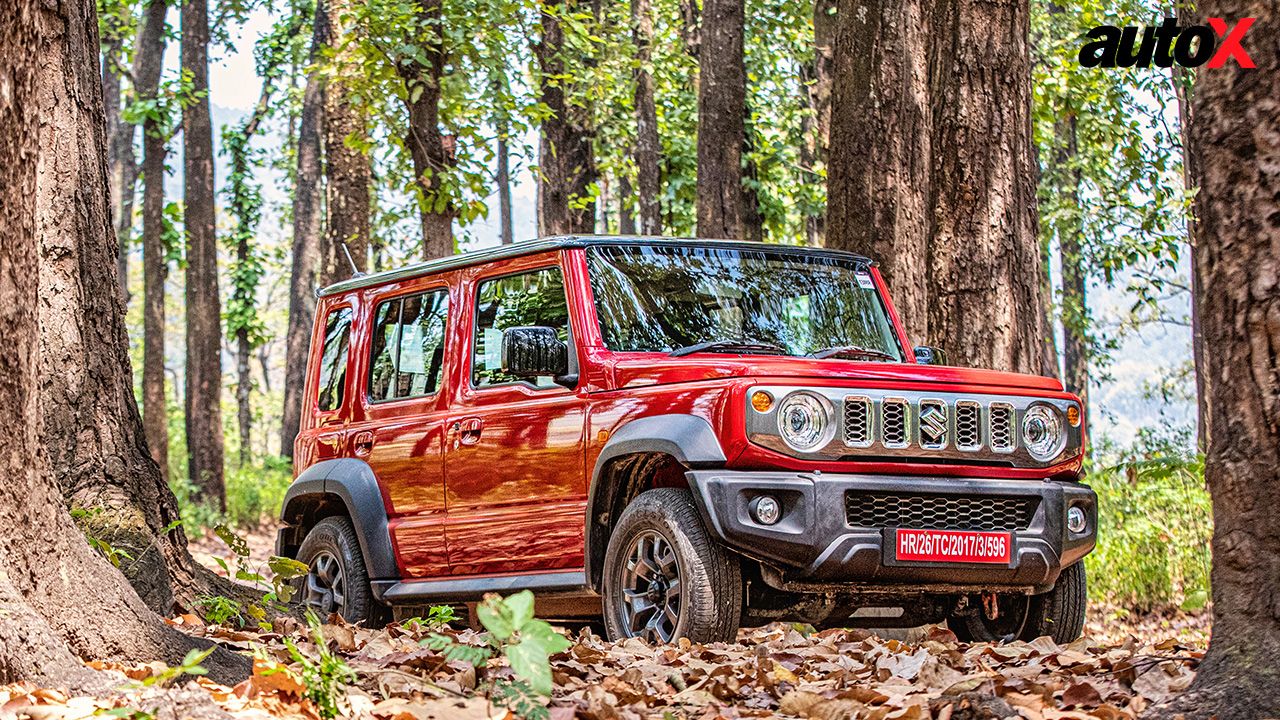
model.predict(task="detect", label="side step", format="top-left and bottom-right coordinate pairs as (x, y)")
top-left (374, 571), bottom-right (589, 604)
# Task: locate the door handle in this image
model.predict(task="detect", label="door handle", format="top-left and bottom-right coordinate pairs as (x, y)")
top-left (352, 431), bottom-right (375, 457)
top-left (449, 417), bottom-right (484, 447)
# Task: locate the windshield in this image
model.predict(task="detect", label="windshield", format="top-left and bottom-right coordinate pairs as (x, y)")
top-left (586, 244), bottom-right (904, 360)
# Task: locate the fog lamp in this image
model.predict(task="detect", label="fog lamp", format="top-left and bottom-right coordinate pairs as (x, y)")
top-left (1067, 506), bottom-right (1088, 534)
top-left (751, 495), bottom-right (782, 525)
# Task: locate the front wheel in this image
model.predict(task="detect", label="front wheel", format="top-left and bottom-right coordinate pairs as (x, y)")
top-left (948, 562), bottom-right (1087, 643)
top-left (601, 488), bottom-right (742, 644)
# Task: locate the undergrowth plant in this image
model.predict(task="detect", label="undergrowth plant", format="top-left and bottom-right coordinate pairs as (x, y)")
top-left (422, 590), bottom-right (570, 719)
top-left (286, 611), bottom-right (357, 720)
top-left (198, 524), bottom-right (308, 628)
top-left (1086, 430), bottom-right (1212, 611)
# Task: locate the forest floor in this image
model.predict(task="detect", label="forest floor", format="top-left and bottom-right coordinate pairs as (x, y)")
top-left (0, 527), bottom-right (1210, 720)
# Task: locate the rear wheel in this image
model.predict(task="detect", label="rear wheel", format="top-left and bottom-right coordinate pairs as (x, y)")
top-left (601, 488), bottom-right (742, 644)
top-left (948, 562), bottom-right (1087, 643)
top-left (296, 516), bottom-right (380, 626)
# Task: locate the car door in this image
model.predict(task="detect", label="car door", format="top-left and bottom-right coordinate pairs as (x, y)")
top-left (443, 258), bottom-right (588, 576)
top-left (354, 284), bottom-right (453, 579)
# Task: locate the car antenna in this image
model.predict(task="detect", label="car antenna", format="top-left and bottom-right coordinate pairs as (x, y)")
top-left (341, 241), bottom-right (365, 279)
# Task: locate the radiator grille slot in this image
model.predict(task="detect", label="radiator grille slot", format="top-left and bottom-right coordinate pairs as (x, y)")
top-left (990, 403), bottom-right (1015, 451)
top-left (881, 399), bottom-right (908, 447)
top-left (843, 396), bottom-right (873, 447)
top-left (955, 401), bottom-right (981, 450)
top-left (845, 491), bottom-right (1038, 532)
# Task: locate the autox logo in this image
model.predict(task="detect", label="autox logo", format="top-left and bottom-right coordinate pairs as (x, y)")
top-left (1078, 17), bottom-right (1256, 69)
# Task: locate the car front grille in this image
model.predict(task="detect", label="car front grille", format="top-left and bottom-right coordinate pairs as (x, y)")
top-left (842, 395), bottom-right (1019, 453)
top-left (845, 491), bottom-right (1038, 531)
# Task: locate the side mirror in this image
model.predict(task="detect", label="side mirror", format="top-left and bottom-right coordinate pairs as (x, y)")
top-left (502, 326), bottom-right (568, 378)
top-left (913, 345), bottom-right (947, 366)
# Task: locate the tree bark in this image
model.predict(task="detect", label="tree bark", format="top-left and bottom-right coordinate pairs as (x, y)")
top-left (695, 0), bottom-right (746, 240)
top-left (925, 0), bottom-right (1052, 375)
top-left (497, 134), bottom-right (514, 244)
top-left (182, 0), bottom-right (225, 506)
top-left (4, 0), bottom-right (249, 688)
top-left (799, 0), bottom-right (834, 247)
top-left (401, 0), bottom-right (455, 260)
top-left (632, 0), bottom-right (661, 235)
top-left (318, 0), bottom-right (370, 284)
top-left (136, 0), bottom-right (169, 480)
top-left (536, 0), bottom-right (597, 236)
top-left (281, 19), bottom-right (325, 460)
top-left (102, 33), bottom-right (136, 302)
top-left (825, 0), bottom-right (931, 341)
top-left (1053, 113), bottom-right (1089, 406)
top-left (1156, 2), bottom-right (1280, 716)
top-left (617, 173), bottom-right (636, 234)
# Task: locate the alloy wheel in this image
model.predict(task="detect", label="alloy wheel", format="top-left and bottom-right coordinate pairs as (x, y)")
top-left (618, 530), bottom-right (684, 642)
top-left (303, 551), bottom-right (346, 618)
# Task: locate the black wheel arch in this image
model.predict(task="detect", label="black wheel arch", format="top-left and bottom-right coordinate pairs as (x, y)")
top-left (277, 458), bottom-right (398, 581)
top-left (585, 414), bottom-right (727, 589)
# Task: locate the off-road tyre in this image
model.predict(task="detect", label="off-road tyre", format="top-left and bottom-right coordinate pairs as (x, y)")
top-left (948, 562), bottom-right (1087, 643)
top-left (296, 516), bottom-right (382, 627)
top-left (601, 488), bottom-right (742, 644)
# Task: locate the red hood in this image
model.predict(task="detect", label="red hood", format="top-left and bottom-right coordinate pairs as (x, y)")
top-left (606, 353), bottom-right (1066, 394)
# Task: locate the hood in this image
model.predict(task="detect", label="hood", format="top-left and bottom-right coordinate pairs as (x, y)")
top-left (608, 353), bottom-right (1066, 394)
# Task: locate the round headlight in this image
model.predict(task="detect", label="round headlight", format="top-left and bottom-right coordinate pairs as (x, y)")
top-left (776, 392), bottom-right (832, 452)
top-left (1022, 405), bottom-right (1065, 460)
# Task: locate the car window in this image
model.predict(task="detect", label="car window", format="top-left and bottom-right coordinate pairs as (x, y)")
top-left (317, 307), bottom-right (353, 412)
top-left (472, 267), bottom-right (569, 388)
top-left (368, 289), bottom-right (449, 402)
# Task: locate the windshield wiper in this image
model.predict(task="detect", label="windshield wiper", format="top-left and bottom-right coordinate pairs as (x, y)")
top-left (669, 339), bottom-right (790, 357)
top-left (809, 345), bottom-right (896, 362)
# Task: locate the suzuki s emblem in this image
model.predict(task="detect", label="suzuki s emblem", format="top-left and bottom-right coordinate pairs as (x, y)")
top-left (920, 404), bottom-right (947, 447)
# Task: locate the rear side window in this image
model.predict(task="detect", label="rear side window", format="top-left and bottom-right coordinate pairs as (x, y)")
top-left (472, 267), bottom-right (569, 387)
top-left (316, 307), bottom-right (353, 412)
top-left (368, 289), bottom-right (450, 402)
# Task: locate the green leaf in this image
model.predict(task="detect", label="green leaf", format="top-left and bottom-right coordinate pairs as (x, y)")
top-left (505, 590), bottom-right (536, 630)
top-left (506, 638), bottom-right (553, 696)
top-left (476, 595), bottom-right (515, 641)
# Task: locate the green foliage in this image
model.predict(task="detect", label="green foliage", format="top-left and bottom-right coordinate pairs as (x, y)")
top-left (476, 590), bottom-right (571, 696)
top-left (170, 457), bottom-right (292, 532)
top-left (206, 524), bottom-right (310, 628)
top-left (1085, 429), bottom-right (1212, 611)
top-left (140, 648), bottom-right (214, 687)
top-left (1032, 0), bottom-right (1191, 373)
top-left (286, 611), bottom-right (359, 720)
top-left (404, 604), bottom-right (460, 629)
top-left (70, 507), bottom-right (136, 568)
top-left (196, 594), bottom-right (245, 626)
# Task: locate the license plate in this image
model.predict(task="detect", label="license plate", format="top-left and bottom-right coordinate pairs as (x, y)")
top-left (895, 528), bottom-right (1012, 564)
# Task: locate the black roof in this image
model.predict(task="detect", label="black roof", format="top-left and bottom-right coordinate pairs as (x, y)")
top-left (318, 235), bottom-right (876, 297)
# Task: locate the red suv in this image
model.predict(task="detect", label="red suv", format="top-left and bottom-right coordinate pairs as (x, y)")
top-left (278, 237), bottom-right (1094, 643)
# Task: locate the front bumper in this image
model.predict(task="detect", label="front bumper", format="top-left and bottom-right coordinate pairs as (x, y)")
top-left (685, 470), bottom-right (1096, 593)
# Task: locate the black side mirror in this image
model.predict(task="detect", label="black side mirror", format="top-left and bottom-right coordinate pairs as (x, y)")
top-left (502, 326), bottom-right (568, 378)
top-left (914, 346), bottom-right (947, 366)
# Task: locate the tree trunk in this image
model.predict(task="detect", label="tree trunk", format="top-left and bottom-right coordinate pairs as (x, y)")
top-left (401, 0), bottom-right (455, 260)
top-left (102, 34), bottom-right (136, 302)
top-left (695, 0), bottom-right (746, 240)
top-left (536, 0), bottom-right (597, 236)
top-left (798, 0), bottom-right (834, 247)
top-left (280, 22), bottom-right (325, 460)
top-left (825, 0), bottom-right (931, 341)
top-left (319, 0), bottom-right (370, 284)
top-left (4, 0), bottom-right (250, 688)
top-left (181, 0), bottom-right (225, 507)
top-left (1169, 2), bottom-right (1204, 451)
top-left (1157, 2), bottom-right (1280, 716)
top-left (617, 173), bottom-right (637, 234)
top-left (632, 0), bottom-right (661, 235)
top-left (136, 0), bottom-right (168, 480)
top-left (1053, 113), bottom-right (1089, 406)
top-left (925, 0), bottom-right (1051, 375)
top-left (497, 132), bottom-right (514, 244)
